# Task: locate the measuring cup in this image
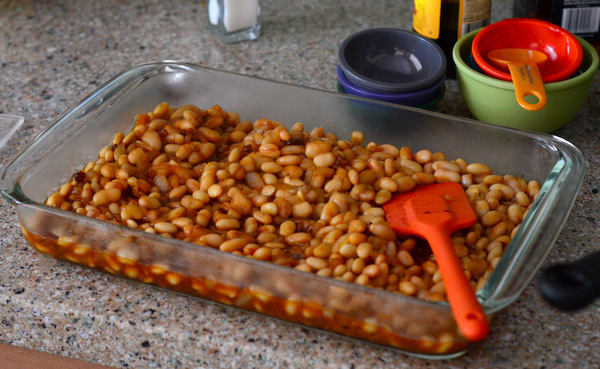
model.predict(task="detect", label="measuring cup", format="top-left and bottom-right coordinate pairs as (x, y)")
top-left (487, 48), bottom-right (548, 111)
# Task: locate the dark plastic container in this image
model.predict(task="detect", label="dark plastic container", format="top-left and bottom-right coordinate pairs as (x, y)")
top-left (338, 28), bottom-right (446, 93)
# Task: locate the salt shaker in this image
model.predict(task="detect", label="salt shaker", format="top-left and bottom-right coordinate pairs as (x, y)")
top-left (208, 0), bottom-right (261, 43)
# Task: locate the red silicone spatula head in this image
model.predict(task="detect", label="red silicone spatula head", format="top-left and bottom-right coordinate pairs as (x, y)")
top-left (383, 182), bottom-right (490, 341)
top-left (384, 182), bottom-right (477, 237)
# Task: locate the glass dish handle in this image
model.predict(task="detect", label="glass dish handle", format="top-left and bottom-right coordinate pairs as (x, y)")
top-left (0, 114), bottom-right (25, 199)
top-left (0, 114), bottom-right (24, 149)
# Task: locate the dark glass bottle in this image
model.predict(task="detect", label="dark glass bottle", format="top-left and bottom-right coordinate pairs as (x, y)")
top-left (413, 0), bottom-right (491, 78)
top-left (513, 0), bottom-right (600, 53)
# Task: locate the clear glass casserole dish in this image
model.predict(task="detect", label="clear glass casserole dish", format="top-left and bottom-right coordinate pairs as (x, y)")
top-left (0, 61), bottom-right (585, 358)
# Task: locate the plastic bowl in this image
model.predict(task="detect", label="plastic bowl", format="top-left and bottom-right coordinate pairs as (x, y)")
top-left (336, 65), bottom-right (445, 107)
top-left (454, 29), bottom-right (598, 133)
top-left (338, 28), bottom-right (446, 93)
top-left (472, 18), bottom-right (583, 83)
top-left (336, 81), bottom-right (445, 111)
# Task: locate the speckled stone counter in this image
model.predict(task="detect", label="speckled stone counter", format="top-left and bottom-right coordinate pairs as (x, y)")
top-left (1, 1), bottom-right (599, 368)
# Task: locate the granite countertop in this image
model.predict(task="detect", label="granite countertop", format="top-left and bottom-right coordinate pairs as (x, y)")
top-left (1, 1), bottom-right (599, 368)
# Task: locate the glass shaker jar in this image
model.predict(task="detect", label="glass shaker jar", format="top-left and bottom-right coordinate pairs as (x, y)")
top-left (208, 0), bottom-right (261, 43)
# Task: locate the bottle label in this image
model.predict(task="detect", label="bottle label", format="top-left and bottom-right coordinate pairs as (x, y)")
top-left (413, 0), bottom-right (442, 39)
top-left (458, 0), bottom-right (491, 38)
top-left (561, 1), bottom-right (600, 42)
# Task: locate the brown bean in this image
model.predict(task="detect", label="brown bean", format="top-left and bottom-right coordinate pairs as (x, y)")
top-left (142, 130), bottom-right (162, 151)
top-left (253, 247), bottom-right (272, 261)
top-left (127, 148), bottom-right (146, 165)
top-left (220, 238), bottom-right (248, 252)
top-left (228, 187), bottom-right (253, 215)
top-left (369, 223), bottom-right (396, 241)
top-left (215, 218), bottom-right (240, 231)
top-left (434, 169), bottom-right (461, 183)
top-left (464, 259), bottom-right (488, 278)
top-left (305, 140), bottom-right (332, 159)
top-left (413, 150), bottom-right (433, 164)
top-left (277, 155), bottom-right (303, 166)
top-left (286, 232), bottom-right (312, 245)
top-left (397, 250), bottom-right (415, 267)
top-left (292, 202), bottom-right (313, 218)
top-left (278, 220), bottom-right (296, 236)
top-left (375, 190), bottom-right (392, 205)
top-left (259, 143), bottom-right (281, 159)
top-left (508, 204), bottom-right (525, 224)
top-left (306, 257), bottom-right (328, 270)
top-left (313, 152), bottom-right (336, 167)
top-left (399, 281), bottom-right (418, 295)
top-left (253, 211), bottom-right (273, 224)
top-left (154, 222), bottom-right (178, 234)
top-left (481, 210), bottom-right (503, 227)
top-left (396, 175), bottom-right (417, 192)
top-left (351, 131), bottom-right (364, 146)
top-left (92, 188), bottom-right (121, 206)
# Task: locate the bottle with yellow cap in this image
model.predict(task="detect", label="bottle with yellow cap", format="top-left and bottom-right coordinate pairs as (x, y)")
top-left (413, 0), bottom-right (491, 77)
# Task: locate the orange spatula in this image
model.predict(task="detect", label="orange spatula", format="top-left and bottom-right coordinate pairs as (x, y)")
top-left (383, 182), bottom-right (490, 341)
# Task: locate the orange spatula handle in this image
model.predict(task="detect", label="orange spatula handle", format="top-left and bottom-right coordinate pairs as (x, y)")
top-left (424, 226), bottom-right (490, 342)
top-left (506, 63), bottom-right (547, 111)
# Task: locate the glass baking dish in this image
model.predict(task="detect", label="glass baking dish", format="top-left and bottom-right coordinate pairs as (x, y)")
top-left (0, 61), bottom-right (585, 358)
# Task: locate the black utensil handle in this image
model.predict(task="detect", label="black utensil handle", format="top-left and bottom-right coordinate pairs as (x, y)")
top-left (539, 251), bottom-right (600, 311)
